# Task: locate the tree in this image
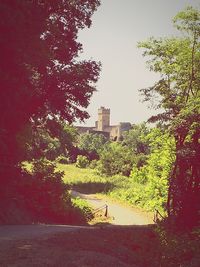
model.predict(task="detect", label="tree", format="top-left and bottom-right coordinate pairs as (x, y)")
top-left (27, 126), bottom-right (61, 161)
top-left (47, 118), bottom-right (78, 158)
top-left (99, 142), bottom-right (133, 176)
top-left (78, 132), bottom-right (107, 156)
top-left (0, 0), bottom-right (101, 223)
top-left (0, 0), bottom-right (101, 165)
top-left (122, 123), bottom-right (150, 168)
top-left (138, 6), bottom-right (200, 230)
top-left (130, 128), bottom-right (175, 212)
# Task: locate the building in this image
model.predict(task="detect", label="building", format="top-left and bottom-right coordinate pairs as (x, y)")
top-left (76, 107), bottom-right (132, 140)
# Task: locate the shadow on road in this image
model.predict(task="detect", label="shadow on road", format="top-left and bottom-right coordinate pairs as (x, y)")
top-left (0, 223), bottom-right (160, 267)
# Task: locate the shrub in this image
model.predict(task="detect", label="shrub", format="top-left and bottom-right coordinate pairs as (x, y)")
top-left (98, 142), bottom-right (133, 176)
top-left (76, 155), bottom-right (89, 168)
top-left (130, 166), bottom-right (148, 184)
top-left (89, 159), bottom-right (99, 169)
top-left (26, 158), bottom-right (72, 223)
top-left (71, 197), bottom-right (93, 220)
top-left (78, 132), bottom-right (107, 154)
top-left (130, 128), bottom-right (175, 213)
top-left (0, 158), bottom-right (80, 224)
top-left (56, 155), bottom-right (70, 164)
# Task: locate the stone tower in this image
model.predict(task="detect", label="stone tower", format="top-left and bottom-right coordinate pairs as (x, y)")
top-left (97, 107), bottom-right (110, 131)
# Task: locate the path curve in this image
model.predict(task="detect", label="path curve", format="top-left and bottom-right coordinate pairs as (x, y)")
top-left (0, 192), bottom-right (153, 242)
top-left (71, 190), bottom-right (154, 225)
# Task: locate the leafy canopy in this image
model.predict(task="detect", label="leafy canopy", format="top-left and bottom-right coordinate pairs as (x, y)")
top-left (138, 6), bottom-right (200, 229)
top-left (0, 0), bottom-right (101, 163)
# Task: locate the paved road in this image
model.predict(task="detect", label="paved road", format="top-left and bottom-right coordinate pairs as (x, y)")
top-left (0, 191), bottom-right (153, 242)
top-left (0, 226), bottom-right (144, 267)
top-left (71, 190), bottom-right (154, 225)
top-left (0, 224), bottom-right (93, 242)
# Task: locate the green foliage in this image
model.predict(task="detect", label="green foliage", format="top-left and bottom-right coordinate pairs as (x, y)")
top-left (60, 127), bottom-right (175, 215)
top-left (59, 163), bottom-right (147, 211)
top-left (138, 7), bottom-right (200, 119)
top-left (130, 167), bottom-right (148, 184)
top-left (22, 159), bottom-right (92, 224)
top-left (122, 123), bottom-right (150, 154)
top-left (76, 155), bottom-right (89, 168)
top-left (89, 159), bottom-right (99, 169)
top-left (0, 0), bottom-right (101, 166)
top-left (122, 123), bottom-right (150, 168)
top-left (78, 132), bottom-right (107, 155)
top-left (0, 159), bottom-right (73, 224)
top-left (26, 159), bottom-right (71, 223)
top-left (138, 6), bottom-right (200, 229)
top-left (24, 126), bottom-right (61, 161)
top-left (71, 197), bottom-right (93, 220)
top-left (130, 128), bottom-right (175, 213)
top-left (98, 142), bottom-right (134, 176)
top-left (47, 119), bottom-right (78, 158)
top-left (173, 6), bottom-right (200, 33)
top-left (58, 163), bottom-right (114, 194)
top-left (0, 0), bottom-right (101, 225)
top-left (17, 119), bottom-right (79, 162)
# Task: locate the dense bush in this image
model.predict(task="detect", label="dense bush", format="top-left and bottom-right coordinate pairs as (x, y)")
top-left (130, 128), bottom-right (175, 213)
top-left (76, 133), bottom-right (108, 161)
top-left (22, 159), bottom-right (72, 223)
top-left (76, 155), bottom-right (89, 168)
top-left (78, 132), bottom-right (107, 155)
top-left (122, 123), bottom-right (150, 156)
top-left (71, 197), bottom-right (93, 220)
top-left (98, 142), bottom-right (133, 176)
top-left (89, 159), bottom-right (99, 169)
top-left (0, 159), bottom-right (92, 225)
top-left (95, 124), bottom-right (151, 177)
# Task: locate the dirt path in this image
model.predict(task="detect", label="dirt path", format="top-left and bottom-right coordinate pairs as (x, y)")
top-left (71, 190), bottom-right (154, 225)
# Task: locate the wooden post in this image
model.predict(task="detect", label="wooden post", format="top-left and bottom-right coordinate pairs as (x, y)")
top-left (105, 204), bottom-right (108, 217)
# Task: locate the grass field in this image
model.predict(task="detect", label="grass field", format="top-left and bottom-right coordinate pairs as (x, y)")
top-left (58, 163), bottom-right (105, 185)
top-left (57, 163), bottom-right (131, 193)
top-left (57, 163), bottom-right (147, 209)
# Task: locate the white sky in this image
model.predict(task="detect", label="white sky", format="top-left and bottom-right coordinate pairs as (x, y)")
top-left (76, 0), bottom-right (200, 126)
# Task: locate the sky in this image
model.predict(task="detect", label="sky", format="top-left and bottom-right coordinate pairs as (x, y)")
top-left (76, 0), bottom-right (200, 127)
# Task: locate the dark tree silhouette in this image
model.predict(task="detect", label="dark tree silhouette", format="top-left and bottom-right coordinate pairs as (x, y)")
top-left (0, 0), bottom-right (100, 165)
top-left (0, 0), bottom-right (101, 223)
